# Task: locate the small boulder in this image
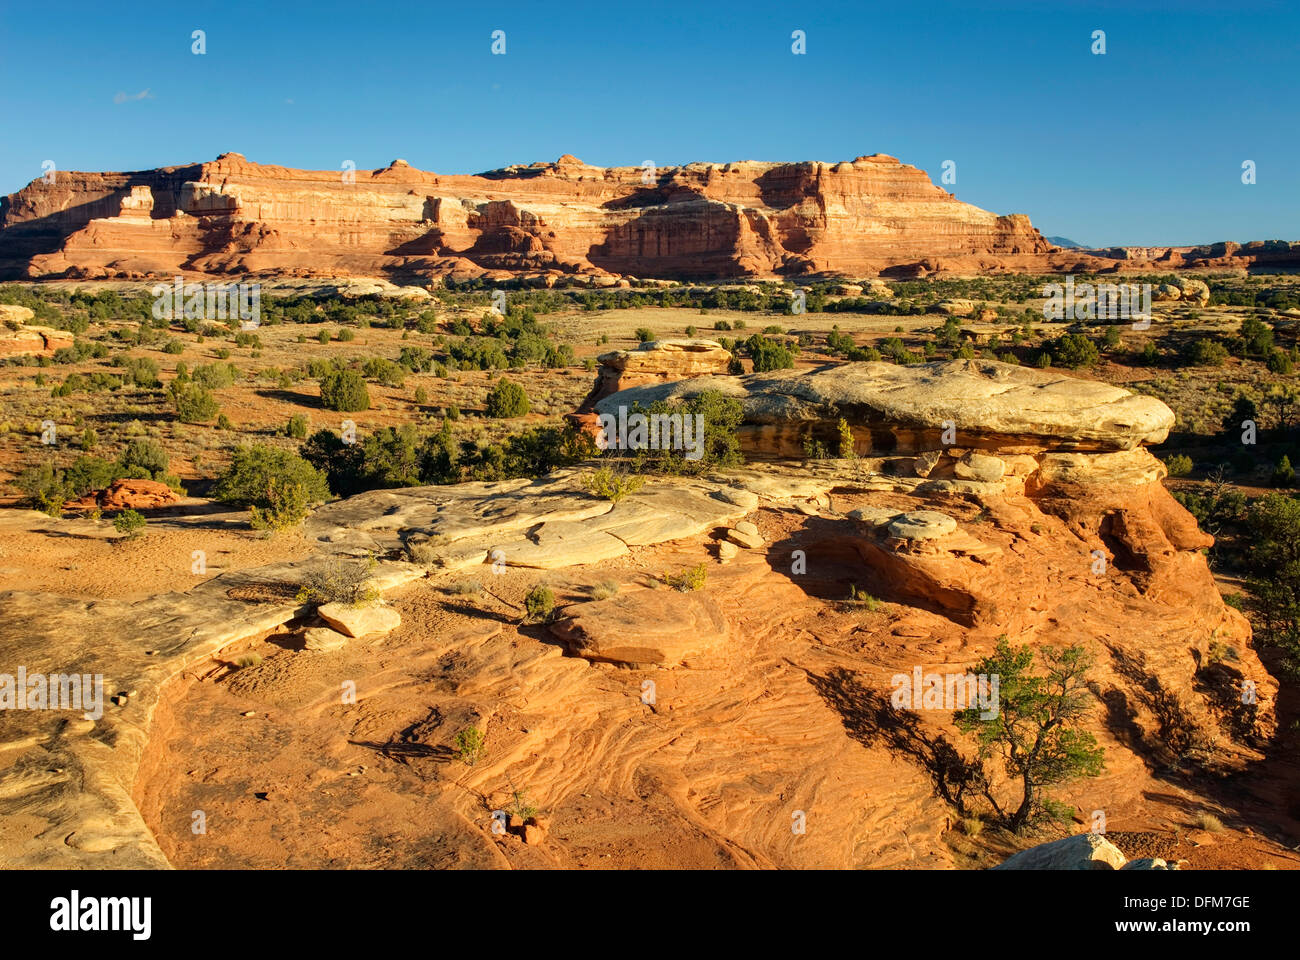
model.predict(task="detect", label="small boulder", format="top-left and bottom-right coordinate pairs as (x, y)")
top-left (993, 833), bottom-right (1128, 870)
top-left (303, 627), bottom-right (349, 652)
top-left (317, 601), bottom-right (401, 639)
top-left (717, 540), bottom-right (739, 561)
top-left (954, 452), bottom-right (1006, 483)
top-left (887, 511), bottom-right (957, 541)
top-left (725, 527), bottom-right (765, 549)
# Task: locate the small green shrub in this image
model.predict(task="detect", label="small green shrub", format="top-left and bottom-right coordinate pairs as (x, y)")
top-left (523, 584), bottom-right (556, 622)
top-left (113, 509), bottom-right (147, 538)
top-left (584, 465), bottom-right (645, 502)
top-left (485, 378), bottom-right (529, 418)
top-left (454, 726), bottom-right (486, 765)
top-left (663, 562), bottom-right (707, 592)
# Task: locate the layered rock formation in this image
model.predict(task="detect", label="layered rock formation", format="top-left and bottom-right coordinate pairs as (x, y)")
top-left (0, 360), bottom-right (1284, 870)
top-left (594, 358), bottom-right (1175, 458)
top-left (1, 152), bottom-right (1060, 282)
top-left (0, 303), bottom-right (73, 358)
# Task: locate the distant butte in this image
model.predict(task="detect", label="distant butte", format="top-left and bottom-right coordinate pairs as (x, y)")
top-left (1, 153), bottom-right (1297, 282)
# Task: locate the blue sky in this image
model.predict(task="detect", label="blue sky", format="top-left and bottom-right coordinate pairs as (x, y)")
top-left (1, 0), bottom-right (1294, 246)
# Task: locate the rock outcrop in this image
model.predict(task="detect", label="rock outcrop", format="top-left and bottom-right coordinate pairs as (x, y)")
top-left (594, 358), bottom-right (1175, 458)
top-left (0, 152), bottom-right (1058, 282)
top-left (0, 302), bottom-right (73, 358)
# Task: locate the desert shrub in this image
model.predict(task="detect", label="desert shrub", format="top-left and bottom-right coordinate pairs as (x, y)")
top-left (584, 465), bottom-right (645, 502)
top-left (634, 327), bottom-right (654, 343)
top-left (296, 555), bottom-right (378, 607)
top-left (169, 381), bottom-right (219, 423)
top-left (485, 378), bottom-right (529, 418)
top-left (336, 328), bottom-right (355, 342)
top-left (286, 413), bottom-right (309, 439)
top-left (454, 727), bottom-right (486, 765)
top-left (318, 329), bottom-right (331, 344)
top-left (1195, 812), bottom-right (1225, 833)
top-left (745, 333), bottom-right (795, 372)
top-left (319, 369), bottom-right (370, 412)
top-left (524, 584), bottom-right (556, 622)
top-left (1048, 333), bottom-right (1099, 369)
top-left (844, 584), bottom-right (881, 611)
top-left (118, 437), bottom-right (169, 479)
top-left (216, 413), bottom-right (234, 430)
top-left (837, 418), bottom-right (856, 458)
top-left (163, 339), bottom-right (184, 354)
top-left (361, 356), bottom-right (406, 387)
top-left (663, 562), bottom-right (707, 592)
top-left (113, 509), bottom-right (147, 538)
top-left (192, 361), bottom-right (238, 389)
top-left (590, 579), bottom-right (620, 600)
top-left (1164, 454), bottom-right (1193, 478)
top-left (1267, 350), bottom-right (1294, 374)
top-left (1187, 338), bottom-right (1229, 367)
top-left (413, 386), bottom-right (428, 405)
top-left (214, 445), bottom-right (331, 515)
top-left (120, 356), bottom-right (161, 387)
top-left (625, 389), bottom-right (743, 476)
top-left (249, 476), bottom-right (314, 531)
top-left (1272, 455), bottom-right (1295, 488)
top-left (15, 461), bottom-right (68, 516)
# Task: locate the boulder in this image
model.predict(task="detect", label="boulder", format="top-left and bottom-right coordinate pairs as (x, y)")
top-left (725, 527), bottom-right (765, 549)
top-left (954, 452), bottom-right (1005, 483)
top-left (887, 511), bottom-right (957, 540)
top-left (317, 602), bottom-right (401, 639)
top-left (993, 833), bottom-right (1128, 870)
top-left (550, 590), bottom-right (729, 667)
top-left (303, 627), bottom-right (349, 652)
top-left (64, 478), bottom-right (180, 513)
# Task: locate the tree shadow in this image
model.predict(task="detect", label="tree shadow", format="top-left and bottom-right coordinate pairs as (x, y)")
top-left (806, 665), bottom-right (986, 815)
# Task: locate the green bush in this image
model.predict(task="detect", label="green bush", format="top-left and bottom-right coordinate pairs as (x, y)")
top-left (584, 465), bottom-right (645, 502)
top-left (1048, 333), bottom-right (1099, 369)
top-left (663, 562), bottom-right (708, 592)
top-left (485, 378), bottom-right (529, 418)
top-left (169, 381), bottom-right (219, 423)
top-left (1188, 338), bottom-right (1229, 367)
top-left (214, 445), bottom-right (331, 517)
top-left (745, 333), bottom-right (795, 372)
top-left (524, 584), bottom-right (556, 622)
top-left (1164, 454), bottom-right (1193, 478)
top-left (118, 438), bottom-right (169, 479)
top-left (635, 327), bottom-right (654, 343)
top-left (319, 369), bottom-right (370, 412)
top-left (113, 509), bottom-right (147, 538)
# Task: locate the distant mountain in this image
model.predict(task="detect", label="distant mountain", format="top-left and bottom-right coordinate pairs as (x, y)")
top-left (1045, 236), bottom-right (1086, 249)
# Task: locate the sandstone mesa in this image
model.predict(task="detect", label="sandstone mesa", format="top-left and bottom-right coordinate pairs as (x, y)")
top-left (4, 152), bottom-right (1297, 284)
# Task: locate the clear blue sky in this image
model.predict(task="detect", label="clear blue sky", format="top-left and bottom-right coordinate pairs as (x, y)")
top-left (1, 0), bottom-right (1294, 247)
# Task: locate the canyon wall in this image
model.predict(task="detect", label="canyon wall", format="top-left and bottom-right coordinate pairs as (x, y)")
top-left (0, 152), bottom-right (1060, 283)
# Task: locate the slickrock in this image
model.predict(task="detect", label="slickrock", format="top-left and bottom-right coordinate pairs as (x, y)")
top-left (596, 358), bottom-right (1175, 457)
top-left (550, 589), bottom-right (730, 668)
